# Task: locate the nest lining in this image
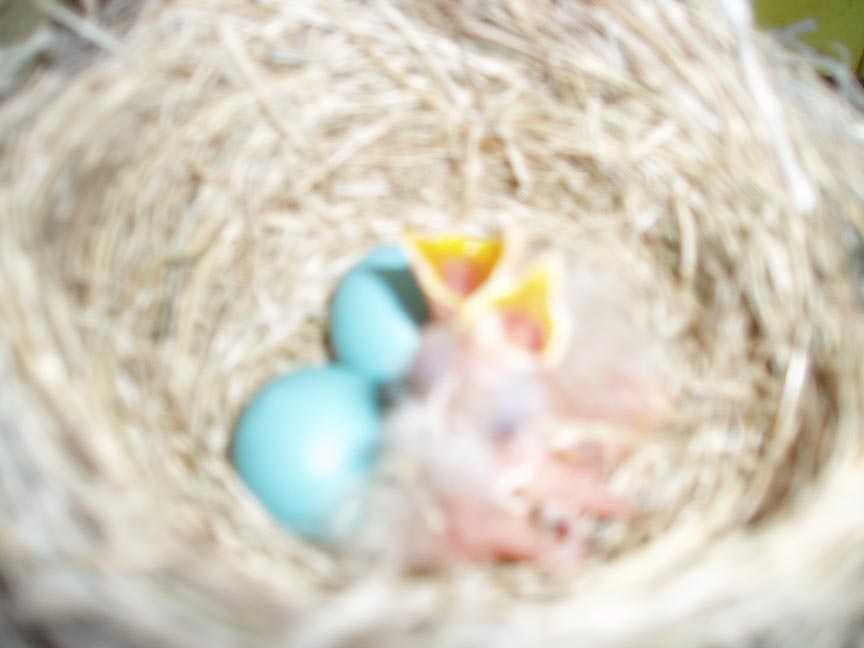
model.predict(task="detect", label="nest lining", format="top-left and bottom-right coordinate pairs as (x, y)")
top-left (1, 0), bottom-right (864, 646)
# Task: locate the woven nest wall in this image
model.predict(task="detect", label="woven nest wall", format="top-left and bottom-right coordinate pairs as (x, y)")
top-left (2, 1), bottom-right (864, 646)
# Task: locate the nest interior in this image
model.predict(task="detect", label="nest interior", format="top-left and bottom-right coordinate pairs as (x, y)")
top-left (2, 1), bottom-right (864, 646)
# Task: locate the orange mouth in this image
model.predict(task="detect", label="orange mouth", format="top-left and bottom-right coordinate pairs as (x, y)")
top-left (465, 256), bottom-right (567, 364)
top-left (404, 232), bottom-right (504, 319)
top-left (485, 263), bottom-right (557, 354)
top-left (404, 230), bottom-right (568, 366)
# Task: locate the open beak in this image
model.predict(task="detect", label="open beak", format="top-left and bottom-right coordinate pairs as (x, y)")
top-left (462, 255), bottom-right (569, 367)
top-left (403, 231), bottom-right (505, 320)
top-left (404, 230), bottom-right (568, 365)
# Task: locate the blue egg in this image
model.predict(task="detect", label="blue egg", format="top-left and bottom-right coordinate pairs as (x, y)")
top-left (231, 365), bottom-right (381, 541)
top-left (330, 245), bottom-right (430, 384)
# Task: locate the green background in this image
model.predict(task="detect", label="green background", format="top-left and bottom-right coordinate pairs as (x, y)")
top-left (755, 0), bottom-right (864, 74)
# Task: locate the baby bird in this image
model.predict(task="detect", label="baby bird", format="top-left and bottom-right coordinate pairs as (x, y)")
top-left (385, 230), bottom-right (674, 566)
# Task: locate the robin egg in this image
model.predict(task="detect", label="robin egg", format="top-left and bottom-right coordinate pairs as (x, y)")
top-left (330, 245), bottom-right (430, 384)
top-left (232, 365), bottom-right (381, 542)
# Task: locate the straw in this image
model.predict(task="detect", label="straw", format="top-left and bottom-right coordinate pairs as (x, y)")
top-left (1, 1), bottom-right (863, 645)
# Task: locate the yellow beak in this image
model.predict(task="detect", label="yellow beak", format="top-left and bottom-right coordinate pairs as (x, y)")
top-left (463, 255), bottom-right (568, 366)
top-left (404, 230), bottom-right (568, 366)
top-left (403, 231), bottom-right (505, 320)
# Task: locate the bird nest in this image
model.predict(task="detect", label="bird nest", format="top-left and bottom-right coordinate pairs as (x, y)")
top-left (2, 0), bottom-right (864, 646)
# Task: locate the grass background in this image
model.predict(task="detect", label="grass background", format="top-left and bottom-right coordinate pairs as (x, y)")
top-left (755, 0), bottom-right (864, 75)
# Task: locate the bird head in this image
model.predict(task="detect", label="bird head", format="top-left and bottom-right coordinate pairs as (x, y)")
top-left (402, 231), bottom-right (505, 321)
top-left (403, 230), bottom-right (570, 371)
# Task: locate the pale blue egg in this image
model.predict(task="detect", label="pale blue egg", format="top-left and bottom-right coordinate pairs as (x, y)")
top-left (330, 245), bottom-right (430, 384)
top-left (231, 365), bottom-right (381, 541)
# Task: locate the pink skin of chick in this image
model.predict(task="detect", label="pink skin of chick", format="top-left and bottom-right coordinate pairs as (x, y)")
top-left (389, 253), bottom-right (672, 567)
